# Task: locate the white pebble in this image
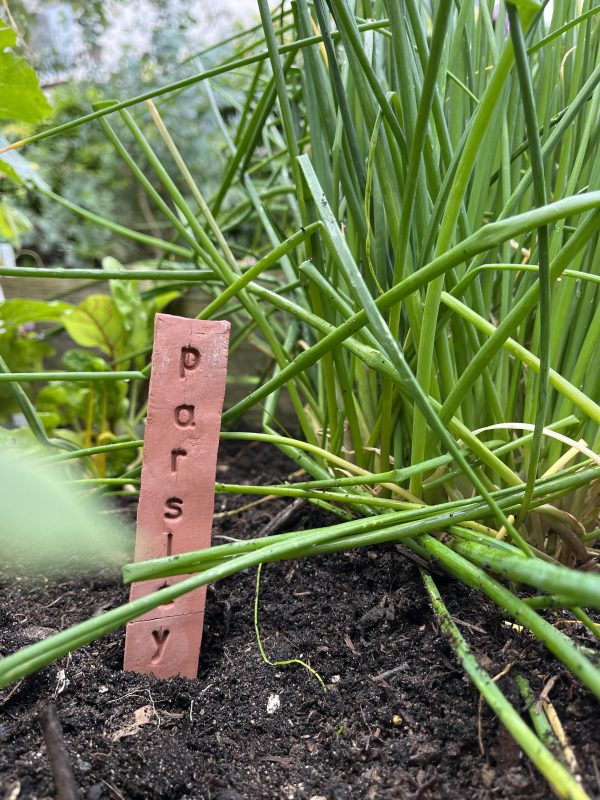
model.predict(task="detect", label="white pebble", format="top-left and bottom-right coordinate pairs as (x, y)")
top-left (266, 693), bottom-right (281, 715)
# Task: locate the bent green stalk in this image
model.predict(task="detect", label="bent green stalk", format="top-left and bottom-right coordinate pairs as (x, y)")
top-left (0, 519), bottom-right (382, 689)
top-left (42, 440), bottom-right (144, 463)
top-left (422, 536), bottom-right (600, 699)
top-left (451, 538), bottom-right (600, 608)
top-left (299, 157), bottom-right (531, 552)
top-left (0, 354), bottom-right (53, 447)
top-left (516, 674), bottom-right (563, 755)
top-left (0, 267), bottom-right (215, 281)
top-left (422, 571), bottom-right (588, 800)
top-left (0, 371), bottom-right (146, 383)
top-left (123, 466), bottom-right (600, 584)
top-left (441, 292), bottom-right (600, 425)
top-left (0, 20), bottom-right (392, 155)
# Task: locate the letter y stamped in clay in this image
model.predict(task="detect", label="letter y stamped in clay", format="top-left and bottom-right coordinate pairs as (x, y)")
top-left (123, 314), bottom-right (230, 679)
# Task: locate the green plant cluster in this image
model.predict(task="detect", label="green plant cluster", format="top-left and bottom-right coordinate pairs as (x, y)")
top-left (0, 264), bottom-right (179, 472)
top-left (0, 2), bottom-right (599, 797)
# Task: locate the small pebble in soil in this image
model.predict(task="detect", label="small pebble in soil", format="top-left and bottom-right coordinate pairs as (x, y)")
top-left (266, 693), bottom-right (281, 714)
top-left (87, 783), bottom-right (104, 800)
top-left (358, 606), bottom-right (387, 629)
top-left (215, 790), bottom-right (247, 800)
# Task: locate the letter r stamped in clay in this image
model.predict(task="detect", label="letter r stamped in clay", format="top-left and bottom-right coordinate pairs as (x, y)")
top-left (123, 314), bottom-right (230, 679)
top-left (170, 448), bottom-right (187, 474)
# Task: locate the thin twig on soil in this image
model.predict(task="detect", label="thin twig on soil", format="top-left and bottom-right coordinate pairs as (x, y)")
top-left (409, 775), bottom-right (439, 799)
top-left (39, 704), bottom-right (81, 800)
top-left (258, 498), bottom-right (307, 537)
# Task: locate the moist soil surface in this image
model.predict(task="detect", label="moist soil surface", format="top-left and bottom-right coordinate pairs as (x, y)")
top-left (1, 441), bottom-right (599, 800)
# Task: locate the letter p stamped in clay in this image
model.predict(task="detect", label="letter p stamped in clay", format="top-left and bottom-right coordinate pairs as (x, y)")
top-left (123, 314), bottom-right (230, 679)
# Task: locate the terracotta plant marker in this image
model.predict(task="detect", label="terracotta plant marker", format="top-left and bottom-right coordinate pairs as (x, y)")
top-left (123, 314), bottom-right (230, 679)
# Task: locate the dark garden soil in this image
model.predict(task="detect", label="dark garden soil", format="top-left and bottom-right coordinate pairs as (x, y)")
top-left (1, 441), bottom-right (599, 800)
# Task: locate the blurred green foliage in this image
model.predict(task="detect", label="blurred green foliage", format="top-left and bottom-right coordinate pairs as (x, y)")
top-left (1, 2), bottom-right (243, 266)
top-left (0, 449), bottom-right (130, 575)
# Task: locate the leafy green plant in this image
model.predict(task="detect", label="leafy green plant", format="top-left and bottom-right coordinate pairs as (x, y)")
top-left (0, 2), bottom-right (599, 796)
top-left (0, 263), bottom-right (179, 471)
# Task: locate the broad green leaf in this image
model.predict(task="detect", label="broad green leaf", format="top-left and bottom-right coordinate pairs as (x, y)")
top-left (102, 256), bottom-right (123, 272)
top-left (103, 256), bottom-right (149, 362)
top-left (0, 134), bottom-right (48, 187)
top-left (152, 290), bottom-right (180, 314)
top-left (0, 19), bottom-right (16, 48)
top-left (110, 278), bottom-right (144, 328)
top-left (0, 20), bottom-right (51, 124)
top-left (37, 381), bottom-right (90, 428)
top-left (0, 330), bottom-right (53, 418)
top-left (0, 199), bottom-right (31, 245)
top-left (62, 349), bottom-right (110, 373)
top-left (0, 424), bottom-right (43, 454)
top-left (103, 257), bottom-right (146, 333)
top-left (39, 349), bottom-right (130, 447)
top-left (61, 294), bottom-right (126, 358)
top-left (0, 298), bottom-right (72, 329)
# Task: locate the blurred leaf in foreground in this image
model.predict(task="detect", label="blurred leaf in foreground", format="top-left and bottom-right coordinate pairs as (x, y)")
top-left (0, 452), bottom-right (131, 576)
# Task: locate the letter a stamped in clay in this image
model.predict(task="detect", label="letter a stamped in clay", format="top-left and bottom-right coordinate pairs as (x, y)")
top-left (123, 314), bottom-right (230, 679)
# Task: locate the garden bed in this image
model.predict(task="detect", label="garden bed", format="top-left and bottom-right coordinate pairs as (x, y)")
top-left (1, 441), bottom-right (599, 800)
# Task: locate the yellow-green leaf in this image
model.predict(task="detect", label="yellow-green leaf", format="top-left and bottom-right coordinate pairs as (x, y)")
top-left (62, 295), bottom-right (126, 359)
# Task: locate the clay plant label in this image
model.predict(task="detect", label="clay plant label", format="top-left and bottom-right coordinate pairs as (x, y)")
top-left (123, 314), bottom-right (230, 679)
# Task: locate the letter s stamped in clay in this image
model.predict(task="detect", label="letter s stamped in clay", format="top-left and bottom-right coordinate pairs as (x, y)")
top-left (164, 497), bottom-right (183, 519)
